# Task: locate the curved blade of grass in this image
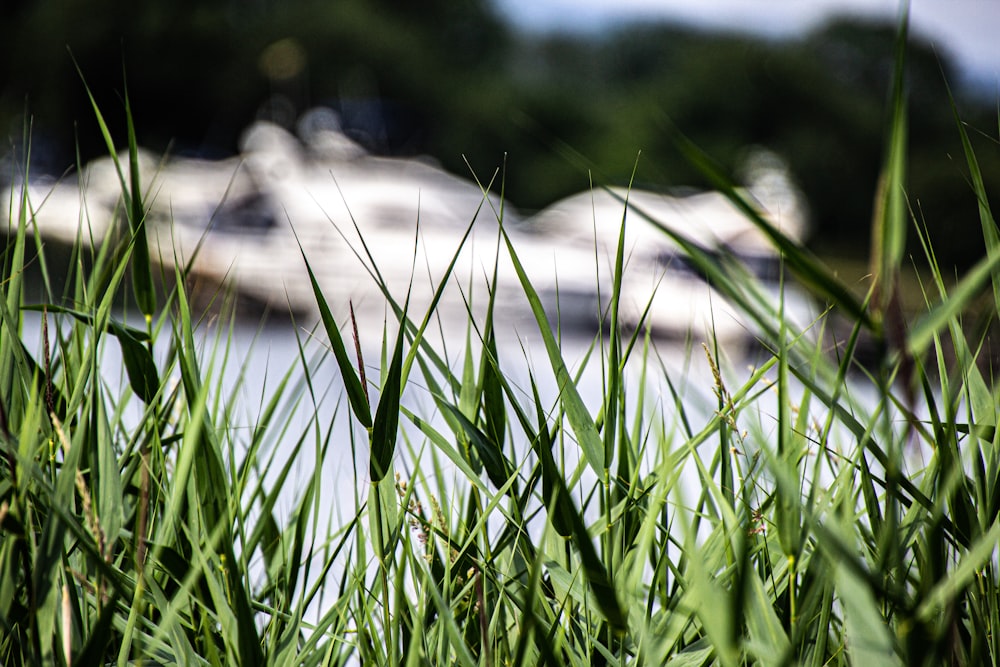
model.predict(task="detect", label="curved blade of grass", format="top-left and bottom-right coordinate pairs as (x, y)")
top-left (108, 321), bottom-right (159, 405)
top-left (658, 127), bottom-right (874, 331)
top-left (21, 303), bottom-right (158, 404)
top-left (529, 376), bottom-right (573, 539)
top-left (836, 560), bottom-right (901, 665)
top-left (477, 238), bottom-right (507, 451)
top-left (557, 484), bottom-right (626, 632)
top-left (681, 540), bottom-right (738, 667)
top-left (916, 518), bottom-right (1000, 623)
top-left (499, 225), bottom-right (606, 482)
top-left (401, 406), bottom-right (490, 493)
top-left (868, 4), bottom-right (910, 322)
top-left (744, 564), bottom-right (792, 663)
top-left (605, 162), bottom-right (637, 477)
top-left (31, 410), bottom-right (83, 664)
top-left (439, 403), bottom-right (513, 489)
top-left (298, 244), bottom-right (372, 429)
top-left (524, 376), bottom-right (624, 630)
top-left (943, 74), bottom-right (1000, 315)
top-left (905, 247), bottom-right (1000, 359)
top-left (606, 188), bottom-right (820, 355)
top-left (167, 264), bottom-right (264, 665)
top-left (73, 59), bottom-right (155, 320)
top-left (123, 80), bottom-right (156, 319)
top-left (21, 304), bottom-right (150, 340)
top-left (2, 126), bottom-right (30, 369)
top-left (370, 310), bottom-right (406, 483)
top-left (72, 590), bottom-right (122, 666)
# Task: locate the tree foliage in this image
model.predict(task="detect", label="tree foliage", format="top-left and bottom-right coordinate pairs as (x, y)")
top-left (1, 3), bottom-right (997, 266)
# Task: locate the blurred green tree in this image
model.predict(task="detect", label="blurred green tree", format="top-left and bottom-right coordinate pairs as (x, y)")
top-left (1, 7), bottom-right (996, 268)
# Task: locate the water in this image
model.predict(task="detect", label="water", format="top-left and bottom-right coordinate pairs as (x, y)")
top-left (19, 298), bottom-right (734, 578)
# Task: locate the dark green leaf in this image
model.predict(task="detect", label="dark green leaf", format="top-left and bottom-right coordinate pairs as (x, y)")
top-left (299, 248), bottom-right (372, 428)
top-left (370, 320), bottom-right (405, 482)
top-left (440, 403), bottom-right (512, 489)
top-left (109, 321), bottom-right (159, 404)
top-left (124, 82), bottom-right (156, 318)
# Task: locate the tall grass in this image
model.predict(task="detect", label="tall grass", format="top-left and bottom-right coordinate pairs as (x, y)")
top-left (2, 9), bottom-right (1000, 666)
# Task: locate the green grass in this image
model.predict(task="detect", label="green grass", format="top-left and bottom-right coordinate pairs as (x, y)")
top-left (2, 9), bottom-right (1000, 666)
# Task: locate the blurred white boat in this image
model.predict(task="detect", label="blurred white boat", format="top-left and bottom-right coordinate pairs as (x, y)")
top-left (4, 109), bottom-right (516, 324)
top-left (152, 117), bottom-right (515, 320)
top-left (4, 113), bottom-right (814, 345)
top-left (522, 163), bottom-right (815, 343)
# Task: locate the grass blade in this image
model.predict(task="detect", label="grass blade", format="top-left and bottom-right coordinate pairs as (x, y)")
top-left (123, 78), bottom-right (156, 320)
top-left (299, 245), bottom-right (372, 429)
top-left (499, 224), bottom-right (606, 482)
top-left (370, 312), bottom-right (406, 483)
top-left (868, 4), bottom-right (910, 327)
top-left (660, 128), bottom-right (874, 332)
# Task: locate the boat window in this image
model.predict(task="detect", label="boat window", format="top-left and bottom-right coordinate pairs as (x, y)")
top-left (655, 250), bottom-right (712, 283)
top-left (211, 192), bottom-right (276, 234)
top-left (737, 253), bottom-right (780, 282)
top-left (656, 247), bottom-right (782, 284)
